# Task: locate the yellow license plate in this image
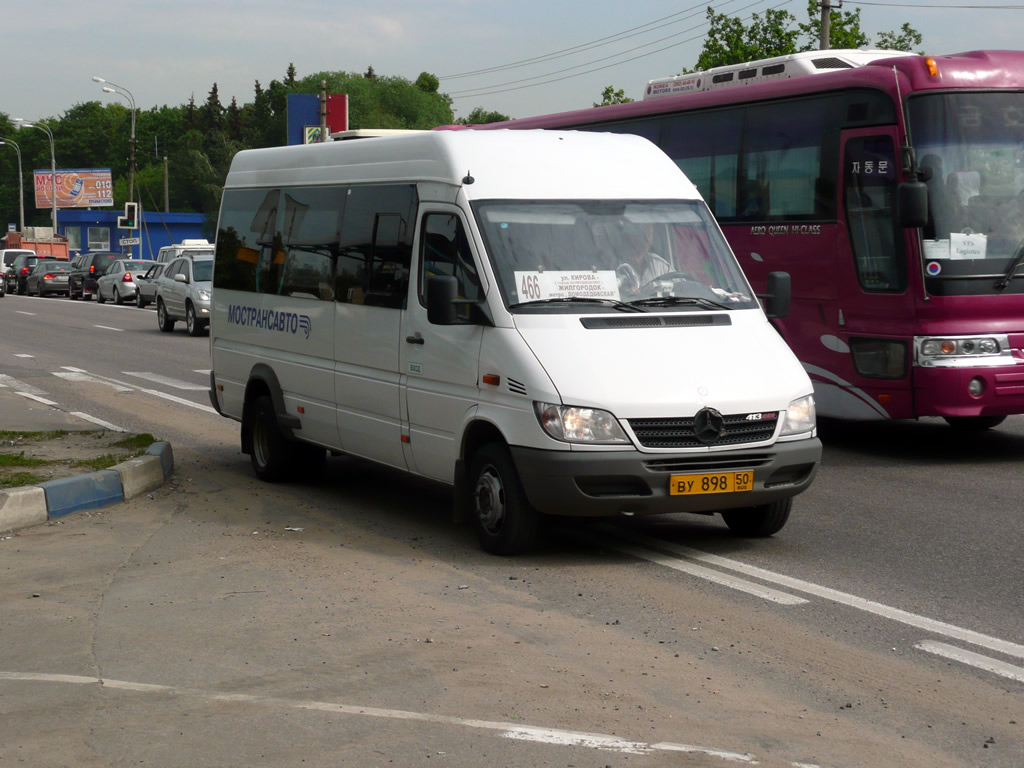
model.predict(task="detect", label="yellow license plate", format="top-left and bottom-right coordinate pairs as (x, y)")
top-left (669, 471), bottom-right (754, 496)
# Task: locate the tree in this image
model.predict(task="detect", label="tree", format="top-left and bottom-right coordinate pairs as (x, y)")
top-left (594, 85), bottom-right (634, 107)
top-left (875, 23), bottom-right (923, 52)
top-left (455, 107), bottom-right (511, 125)
top-left (797, 1), bottom-right (869, 51)
top-left (296, 71), bottom-right (454, 129)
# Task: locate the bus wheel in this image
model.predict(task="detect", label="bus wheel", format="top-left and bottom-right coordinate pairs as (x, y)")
top-left (722, 498), bottom-right (791, 537)
top-left (469, 442), bottom-right (542, 556)
top-left (943, 415), bottom-right (1006, 431)
top-left (249, 396), bottom-right (290, 482)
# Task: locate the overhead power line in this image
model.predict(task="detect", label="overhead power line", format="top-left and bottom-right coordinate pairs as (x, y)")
top-left (845, 0), bottom-right (1023, 6)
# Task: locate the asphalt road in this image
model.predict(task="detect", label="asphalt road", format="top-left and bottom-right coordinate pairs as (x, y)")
top-left (1, 292), bottom-right (1022, 767)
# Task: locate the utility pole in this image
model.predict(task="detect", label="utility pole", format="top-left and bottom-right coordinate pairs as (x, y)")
top-left (819, 0), bottom-right (832, 50)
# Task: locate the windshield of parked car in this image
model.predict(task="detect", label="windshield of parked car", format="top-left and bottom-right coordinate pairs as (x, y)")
top-left (192, 260), bottom-right (213, 282)
top-left (472, 199), bottom-right (756, 311)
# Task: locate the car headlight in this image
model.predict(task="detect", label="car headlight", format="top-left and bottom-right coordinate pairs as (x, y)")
top-left (535, 402), bottom-right (629, 444)
top-left (780, 395), bottom-right (815, 436)
top-left (198, 290), bottom-right (211, 301)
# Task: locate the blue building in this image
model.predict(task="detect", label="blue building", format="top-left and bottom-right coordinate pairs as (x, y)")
top-left (56, 208), bottom-right (209, 260)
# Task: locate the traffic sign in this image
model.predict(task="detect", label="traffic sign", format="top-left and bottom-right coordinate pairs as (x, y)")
top-left (120, 237), bottom-right (140, 246)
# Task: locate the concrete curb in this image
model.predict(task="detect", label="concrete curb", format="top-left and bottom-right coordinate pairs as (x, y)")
top-left (0, 442), bottom-right (174, 534)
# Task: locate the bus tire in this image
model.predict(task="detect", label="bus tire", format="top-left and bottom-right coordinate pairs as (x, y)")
top-left (722, 497), bottom-right (791, 537)
top-left (248, 396), bottom-right (290, 482)
top-left (469, 442), bottom-right (542, 556)
top-left (943, 415), bottom-right (1006, 431)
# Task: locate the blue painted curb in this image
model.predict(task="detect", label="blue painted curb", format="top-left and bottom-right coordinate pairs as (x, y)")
top-left (0, 442), bottom-right (174, 533)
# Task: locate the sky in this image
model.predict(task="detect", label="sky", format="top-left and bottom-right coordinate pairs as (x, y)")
top-left (3, 0), bottom-right (1023, 125)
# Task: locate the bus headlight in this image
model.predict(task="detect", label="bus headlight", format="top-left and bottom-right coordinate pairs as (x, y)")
top-left (780, 395), bottom-right (815, 436)
top-left (535, 402), bottom-right (629, 444)
top-left (917, 335), bottom-right (1007, 367)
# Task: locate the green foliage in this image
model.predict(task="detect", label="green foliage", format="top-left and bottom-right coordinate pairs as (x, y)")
top-left (691, 3), bottom-right (923, 69)
top-left (594, 86), bottom-right (635, 107)
top-left (455, 107), bottom-right (512, 125)
top-left (0, 66), bottom-right (455, 231)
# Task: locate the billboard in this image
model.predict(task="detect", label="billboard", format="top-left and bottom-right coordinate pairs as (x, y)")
top-left (33, 168), bottom-right (114, 209)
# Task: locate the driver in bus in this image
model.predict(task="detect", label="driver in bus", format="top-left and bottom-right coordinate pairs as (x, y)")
top-left (615, 221), bottom-right (672, 295)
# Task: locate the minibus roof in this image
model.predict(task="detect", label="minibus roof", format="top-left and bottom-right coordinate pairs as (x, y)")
top-left (224, 129), bottom-right (700, 201)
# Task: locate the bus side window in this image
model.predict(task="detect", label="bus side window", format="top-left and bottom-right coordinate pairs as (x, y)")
top-left (844, 136), bottom-right (905, 292)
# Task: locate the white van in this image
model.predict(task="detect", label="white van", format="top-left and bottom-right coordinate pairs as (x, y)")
top-left (156, 239), bottom-right (214, 263)
top-left (208, 130), bottom-right (821, 554)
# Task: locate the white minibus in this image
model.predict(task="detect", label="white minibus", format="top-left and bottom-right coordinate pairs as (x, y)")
top-left (209, 130), bottom-right (821, 554)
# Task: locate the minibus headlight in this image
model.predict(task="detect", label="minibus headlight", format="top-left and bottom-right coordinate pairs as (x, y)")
top-left (535, 402), bottom-right (629, 444)
top-left (780, 395), bottom-right (815, 436)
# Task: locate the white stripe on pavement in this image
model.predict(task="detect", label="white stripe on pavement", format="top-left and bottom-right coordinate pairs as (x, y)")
top-left (915, 641), bottom-right (1024, 684)
top-left (122, 372), bottom-right (209, 390)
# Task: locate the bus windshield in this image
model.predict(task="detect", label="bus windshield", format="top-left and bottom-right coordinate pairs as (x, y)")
top-left (472, 199), bottom-right (757, 311)
top-left (910, 92), bottom-right (1024, 269)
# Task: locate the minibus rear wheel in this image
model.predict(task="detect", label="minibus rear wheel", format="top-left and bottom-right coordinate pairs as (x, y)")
top-left (469, 443), bottom-right (542, 556)
top-left (249, 396), bottom-right (290, 482)
top-left (721, 498), bottom-right (791, 537)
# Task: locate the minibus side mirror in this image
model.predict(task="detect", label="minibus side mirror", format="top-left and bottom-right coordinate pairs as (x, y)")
top-left (761, 271), bottom-right (791, 319)
top-left (898, 181), bottom-right (928, 228)
top-left (427, 275), bottom-right (459, 325)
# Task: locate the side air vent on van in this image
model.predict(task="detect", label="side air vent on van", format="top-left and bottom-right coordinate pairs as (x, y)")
top-left (812, 57), bottom-right (854, 70)
top-left (580, 315), bottom-right (731, 329)
top-left (507, 378), bottom-right (528, 395)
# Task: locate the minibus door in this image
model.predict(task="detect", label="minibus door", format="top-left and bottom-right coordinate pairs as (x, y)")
top-left (834, 127), bottom-right (917, 418)
top-left (400, 210), bottom-right (485, 481)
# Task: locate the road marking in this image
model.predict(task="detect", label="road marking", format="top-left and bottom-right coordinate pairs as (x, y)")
top-left (15, 310), bottom-right (35, 316)
top-left (0, 671), bottom-right (758, 763)
top-left (193, 368), bottom-right (211, 375)
top-left (14, 354), bottom-right (33, 358)
top-left (916, 641), bottom-right (1024, 684)
top-left (16, 392), bottom-right (58, 406)
top-left (609, 541), bottom-right (807, 605)
top-left (69, 412), bottom-right (126, 432)
top-left (0, 374), bottom-right (46, 394)
top-left (58, 368), bottom-right (217, 415)
top-left (53, 370), bottom-right (134, 393)
top-left (122, 372), bottom-right (209, 390)
top-left (93, 325), bottom-right (124, 332)
top-left (610, 529), bottom-right (1024, 661)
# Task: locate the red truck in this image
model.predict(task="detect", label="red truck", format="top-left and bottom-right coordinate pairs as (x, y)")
top-left (2, 229), bottom-right (69, 260)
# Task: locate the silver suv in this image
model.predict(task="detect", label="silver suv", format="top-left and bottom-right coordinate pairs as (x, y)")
top-left (155, 255), bottom-right (213, 336)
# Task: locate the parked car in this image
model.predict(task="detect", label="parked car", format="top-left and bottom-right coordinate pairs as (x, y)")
top-left (156, 255), bottom-right (212, 336)
top-left (9, 253), bottom-right (42, 295)
top-left (134, 262), bottom-right (166, 308)
top-left (96, 258), bottom-right (158, 305)
top-left (25, 260), bottom-right (73, 297)
top-left (69, 252), bottom-right (119, 300)
top-left (2, 249), bottom-right (36, 294)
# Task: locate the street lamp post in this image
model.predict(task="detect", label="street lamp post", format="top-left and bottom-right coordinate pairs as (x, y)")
top-left (14, 119), bottom-right (57, 236)
top-left (0, 137), bottom-right (25, 232)
top-left (92, 76), bottom-right (136, 205)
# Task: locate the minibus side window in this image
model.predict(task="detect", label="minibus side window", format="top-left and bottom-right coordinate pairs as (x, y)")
top-left (419, 212), bottom-right (482, 319)
top-left (215, 188), bottom-right (281, 293)
top-left (336, 184), bottom-right (417, 308)
top-left (277, 186), bottom-right (346, 301)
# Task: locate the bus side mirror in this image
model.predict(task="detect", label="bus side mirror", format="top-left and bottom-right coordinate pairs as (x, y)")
top-left (898, 181), bottom-right (928, 228)
top-left (427, 275), bottom-right (459, 325)
top-left (761, 271), bottom-right (791, 319)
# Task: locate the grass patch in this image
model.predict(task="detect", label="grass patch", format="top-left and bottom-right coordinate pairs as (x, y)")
top-left (0, 472), bottom-right (47, 489)
top-left (111, 433), bottom-right (156, 450)
top-left (75, 454), bottom-right (131, 472)
top-left (0, 453), bottom-right (49, 468)
top-left (0, 430), bottom-right (68, 440)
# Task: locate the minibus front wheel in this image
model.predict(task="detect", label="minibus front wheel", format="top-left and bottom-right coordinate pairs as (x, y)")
top-left (469, 443), bottom-right (542, 556)
top-left (721, 498), bottom-right (791, 537)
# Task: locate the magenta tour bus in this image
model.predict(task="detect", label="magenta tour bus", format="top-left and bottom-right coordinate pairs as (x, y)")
top-left (473, 50), bottom-right (1024, 430)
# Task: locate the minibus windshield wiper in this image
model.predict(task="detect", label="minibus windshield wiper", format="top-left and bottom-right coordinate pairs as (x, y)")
top-left (628, 296), bottom-right (731, 311)
top-left (996, 239), bottom-right (1024, 290)
top-left (509, 297), bottom-right (645, 312)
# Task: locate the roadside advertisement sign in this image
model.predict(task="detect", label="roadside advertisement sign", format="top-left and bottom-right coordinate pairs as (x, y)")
top-left (33, 168), bottom-right (114, 209)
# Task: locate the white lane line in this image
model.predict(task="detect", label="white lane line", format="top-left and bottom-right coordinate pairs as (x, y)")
top-left (14, 354), bottom-right (33, 358)
top-left (62, 368), bottom-right (217, 415)
top-left (15, 311), bottom-right (35, 316)
top-left (0, 374), bottom-right (46, 394)
top-left (0, 671), bottom-right (757, 763)
top-left (122, 372), bottom-right (209, 390)
top-left (69, 412), bottom-right (127, 432)
top-left (93, 325), bottom-right (124, 332)
top-left (15, 392), bottom-right (58, 407)
top-left (193, 369), bottom-right (210, 375)
top-left (610, 541), bottom-right (807, 605)
top-left (614, 529), bottom-right (1024, 661)
top-left (53, 371), bottom-right (134, 392)
top-left (916, 641), bottom-right (1024, 684)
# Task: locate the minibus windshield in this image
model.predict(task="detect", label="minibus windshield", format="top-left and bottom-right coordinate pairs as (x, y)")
top-left (473, 199), bottom-right (757, 311)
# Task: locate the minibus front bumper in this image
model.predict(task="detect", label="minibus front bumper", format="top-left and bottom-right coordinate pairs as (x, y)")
top-left (509, 438), bottom-right (822, 518)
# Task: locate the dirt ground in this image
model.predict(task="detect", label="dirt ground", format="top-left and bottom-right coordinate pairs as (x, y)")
top-left (0, 430), bottom-right (149, 486)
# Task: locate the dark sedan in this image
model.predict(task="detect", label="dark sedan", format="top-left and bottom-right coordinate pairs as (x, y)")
top-left (25, 260), bottom-right (73, 297)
